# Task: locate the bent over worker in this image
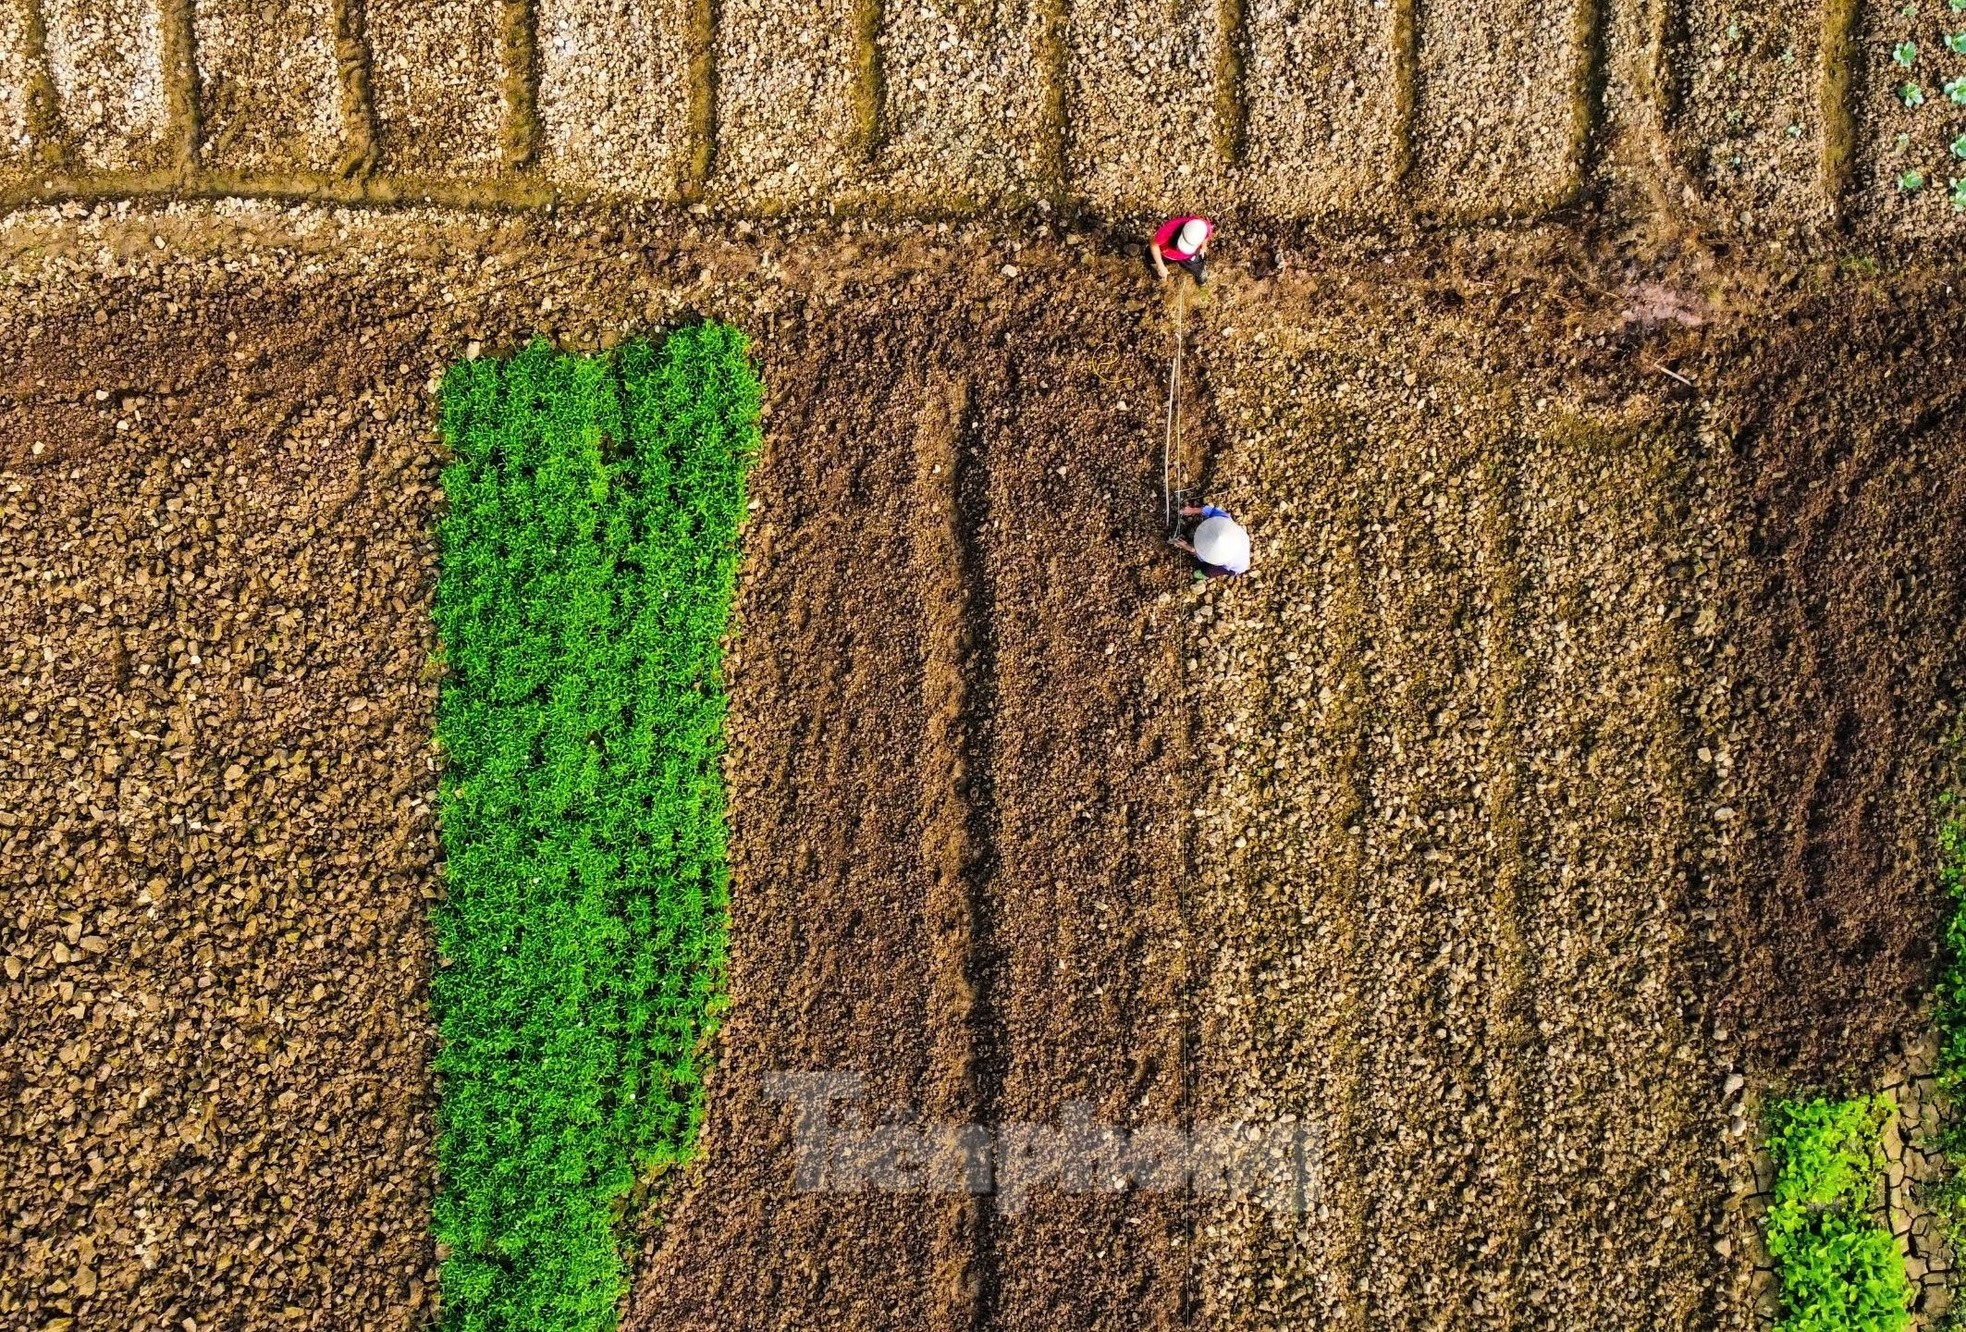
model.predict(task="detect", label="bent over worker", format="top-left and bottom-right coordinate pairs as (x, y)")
top-left (1150, 215), bottom-right (1215, 285)
top-left (1169, 503), bottom-right (1250, 578)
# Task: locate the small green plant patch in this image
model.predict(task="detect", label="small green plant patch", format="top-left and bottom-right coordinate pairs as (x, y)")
top-left (1923, 764), bottom-right (1966, 1280)
top-left (432, 327), bottom-right (760, 1332)
top-left (1763, 1095), bottom-right (1912, 1332)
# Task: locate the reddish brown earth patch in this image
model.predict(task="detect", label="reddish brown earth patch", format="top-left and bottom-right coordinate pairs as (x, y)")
top-left (1705, 278), bottom-right (1966, 1083)
top-left (628, 260), bottom-right (1205, 1332)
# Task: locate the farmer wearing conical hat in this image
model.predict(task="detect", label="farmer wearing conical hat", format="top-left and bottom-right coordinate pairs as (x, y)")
top-left (1169, 503), bottom-right (1250, 578)
top-left (1150, 215), bottom-right (1215, 286)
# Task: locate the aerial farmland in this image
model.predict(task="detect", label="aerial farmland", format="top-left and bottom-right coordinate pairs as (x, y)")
top-left (1, 2), bottom-right (1964, 1331)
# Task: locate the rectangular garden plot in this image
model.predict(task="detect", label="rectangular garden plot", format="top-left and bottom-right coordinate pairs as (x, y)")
top-left (194, 0), bottom-right (344, 174)
top-left (433, 327), bottom-right (759, 1332)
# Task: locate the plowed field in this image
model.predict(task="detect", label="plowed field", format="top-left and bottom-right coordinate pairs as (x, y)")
top-left (1, 206), bottom-right (1963, 1331)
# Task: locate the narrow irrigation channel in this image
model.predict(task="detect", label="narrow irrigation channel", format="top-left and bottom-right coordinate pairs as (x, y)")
top-left (430, 328), bottom-right (760, 1331)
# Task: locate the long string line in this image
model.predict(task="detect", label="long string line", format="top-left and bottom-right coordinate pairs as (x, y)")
top-left (1162, 283), bottom-right (1186, 535)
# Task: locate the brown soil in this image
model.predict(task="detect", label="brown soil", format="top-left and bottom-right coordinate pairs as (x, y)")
top-left (0, 205), bottom-right (1962, 1330)
top-left (1702, 276), bottom-right (1966, 1083)
top-left (629, 246), bottom-right (1201, 1332)
top-left (0, 261), bottom-right (447, 1330)
top-left (16, 0), bottom-right (1966, 244)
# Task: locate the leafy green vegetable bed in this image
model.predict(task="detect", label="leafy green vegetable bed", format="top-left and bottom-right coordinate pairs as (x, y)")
top-left (431, 327), bottom-right (759, 1332)
top-left (1763, 1095), bottom-right (1912, 1332)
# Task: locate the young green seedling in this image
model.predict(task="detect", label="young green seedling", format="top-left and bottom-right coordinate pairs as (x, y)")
top-left (1948, 75), bottom-right (1966, 104)
top-left (1904, 81), bottom-right (1928, 106)
top-left (1948, 29), bottom-right (1966, 50)
top-left (1901, 168), bottom-right (1928, 190)
top-left (1952, 176), bottom-right (1966, 208)
top-left (1953, 131), bottom-right (1966, 157)
top-left (1896, 40), bottom-right (1921, 66)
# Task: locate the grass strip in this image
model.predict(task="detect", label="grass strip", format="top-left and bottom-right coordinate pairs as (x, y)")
top-left (1763, 1094), bottom-right (1912, 1332)
top-left (432, 326), bottom-right (760, 1332)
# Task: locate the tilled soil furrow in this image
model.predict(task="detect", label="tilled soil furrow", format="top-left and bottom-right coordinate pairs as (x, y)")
top-left (962, 312), bottom-right (1195, 1330)
top-left (1412, 0), bottom-right (1584, 213)
top-left (1187, 371), bottom-right (1376, 1327)
top-left (630, 333), bottom-right (952, 1329)
top-left (913, 369), bottom-right (1006, 1332)
top-left (1063, 0), bottom-right (1225, 214)
top-left (40, 0), bottom-right (166, 170)
top-left (1467, 444), bottom-right (1537, 1328)
top-left (365, 0), bottom-right (503, 177)
top-left (711, 0), bottom-right (859, 204)
top-left (866, 0), bottom-right (1050, 204)
top-left (1191, 321), bottom-right (1736, 1328)
top-left (1341, 377), bottom-right (1526, 1326)
top-left (1239, 0), bottom-right (1398, 216)
top-left (1501, 416), bottom-right (1719, 1326)
top-left (535, 0), bottom-right (689, 196)
top-left (328, 0), bottom-right (377, 175)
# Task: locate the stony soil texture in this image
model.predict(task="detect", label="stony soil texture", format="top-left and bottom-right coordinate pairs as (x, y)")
top-left (0, 203), bottom-right (1963, 1332)
top-left (0, 229), bottom-right (453, 1331)
top-left (1182, 259), bottom-right (1966, 1328)
top-left (3, 0), bottom-right (1966, 237)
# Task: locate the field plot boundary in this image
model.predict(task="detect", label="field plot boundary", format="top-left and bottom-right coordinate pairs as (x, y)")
top-left (0, 0), bottom-right (1951, 234)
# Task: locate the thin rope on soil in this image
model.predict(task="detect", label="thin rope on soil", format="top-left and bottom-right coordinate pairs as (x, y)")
top-left (1163, 282), bottom-right (1186, 535)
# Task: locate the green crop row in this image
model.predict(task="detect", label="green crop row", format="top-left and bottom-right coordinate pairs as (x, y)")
top-left (1927, 754), bottom-right (1966, 1322)
top-left (1763, 1095), bottom-right (1912, 1332)
top-left (1934, 782), bottom-right (1966, 1126)
top-left (431, 327), bottom-right (760, 1332)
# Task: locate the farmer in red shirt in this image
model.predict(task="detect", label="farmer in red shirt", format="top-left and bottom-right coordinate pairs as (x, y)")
top-left (1150, 215), bottom-right (1214, 285)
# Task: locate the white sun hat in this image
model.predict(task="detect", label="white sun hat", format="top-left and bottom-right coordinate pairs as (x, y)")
top-left (1177, 219), bottom-right (1210, 253)
top-left (1194, 515), bottom-right (1250, 573)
